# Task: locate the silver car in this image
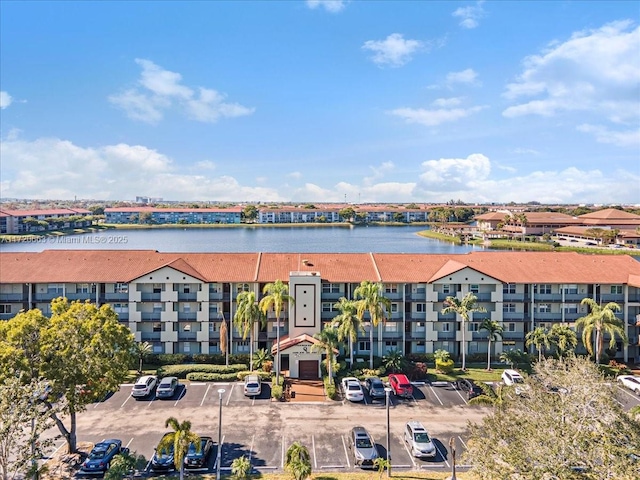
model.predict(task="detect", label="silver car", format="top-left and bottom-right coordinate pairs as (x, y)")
top-left (404, 421), bottom-right (436, 458)
top-left (349, 426), bottom-right (379, 468)
top-left (156, 376), bottom-right (179, 399)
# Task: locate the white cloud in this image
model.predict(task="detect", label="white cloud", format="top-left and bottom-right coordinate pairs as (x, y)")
top-left (364, 161), bottom-right (395, 185)
top-left (446, 68), bottom-right (479, 86)
top-left (511, 148), bottom-right (540, 155)
top-left (194, 160), bottom-right (216, 171)
top-left (502, 20), bottom-right (640, 135)
top-left (390, 105), bottom-right (486, 126)
top-left (0, 91), bottom-right (13, 109)
top-left (417, 154), bottom-right (491, 192)
top-left (577, 124), bottom-right (640, 147)
top-left (432, 97), bottom-right (464, 107)
top-left (287, 171), bottom-right (303, 180)
top-left (109, 59), bottom-right (254, 124)
top-left (452, 1), bottom-right (485, 29)
top-left (362, 33), bottom-right (423, 67)
top-left (306, 0), bottom-right (347, 13)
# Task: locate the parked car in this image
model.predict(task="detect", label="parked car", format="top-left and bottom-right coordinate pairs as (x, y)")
top-left (151, 432), bottom-right (175, 471)
top-left (243, 374), bottom-right (262, 397)
top-left (365, 376), bottom-right (386, 400)
top-left (388, 373), bottom-right (413, 398)
top-left (184, 436), bottom-right (214, 469)
top-left (617, 375), bottom-right (640, 394)
top-left (348, 426), bottom-right (379, 468)
top-left (455, 378), bottom-right (483, 399)
top-left (80, 439), bottom-right (129, 474)
top-left (404, 421), bottom-right (436, 458)
top-left (502, 369), bottom-right (529, 396)
top-left (156, 376), bottom-right (179, 399)
top-left (341, 377), bottom-right (364, 402)
top-left (131, 375), bottom-right (157, 398)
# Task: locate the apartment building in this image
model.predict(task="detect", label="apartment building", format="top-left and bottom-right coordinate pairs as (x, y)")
top-left (105, 207), bottom-right (242, 224)
top-left (0, 208), bottom-right (93, 234)
top-left (1, 250), bottom-right (639, 378)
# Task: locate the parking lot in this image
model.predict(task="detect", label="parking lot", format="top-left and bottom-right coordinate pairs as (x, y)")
top-left (41, 377), bottom-right (640, 477)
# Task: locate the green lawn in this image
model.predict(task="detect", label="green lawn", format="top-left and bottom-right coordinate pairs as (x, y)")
top-left (426, 364), bottom-right (506, 383)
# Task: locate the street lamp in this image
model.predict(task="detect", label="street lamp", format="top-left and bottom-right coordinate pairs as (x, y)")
top-left (216, 388), bottom-right (225, 480)
top-left (384, 386), bottom-right (392, 478)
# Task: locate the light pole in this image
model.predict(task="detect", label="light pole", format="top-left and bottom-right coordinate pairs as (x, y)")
top-left (216, 388), bottom-right (225, 480)
top-left (385, 386), bottom-right (392, 478)
top-left (448, 436), bottom-right (457, 480)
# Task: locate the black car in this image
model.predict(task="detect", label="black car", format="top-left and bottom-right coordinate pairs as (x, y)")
top-left (364, 376), bottom-right (386, 400)
top-left (80, 439), bottom-right (129, 475)
top-left (184, 436), bottom-right (214, 469)
top-left (151, 433), bottom-right (175, 471)
top-left (455, 378), bottom-right (483, 399)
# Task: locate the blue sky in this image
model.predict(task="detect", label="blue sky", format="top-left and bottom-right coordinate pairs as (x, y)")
top-left (1, 0), bottom-right (638, 204)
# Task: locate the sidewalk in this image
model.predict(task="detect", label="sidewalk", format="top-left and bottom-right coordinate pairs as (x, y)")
top-left (286, 379), bottom-right (327, 403)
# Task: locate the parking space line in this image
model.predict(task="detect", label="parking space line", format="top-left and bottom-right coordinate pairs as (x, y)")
top-left (281, 435), bottom-right (285, 469)
top-left (226, 383), bottom-right (234, 406)
top-left (174, 388), bottom-right (186, 407)
top-left (120, 395), bottom-right (131, 409)
top-left (428, 385), bottom-right (444, 406)
top-left (617, 385), bottom-right (640, 401)
top-left (457, 436), bottom-right (467, 449)
top-left (248, 435), bottom-right (254, 463)
top-left (311, 435), bottom-right (317, 469)
top-left (434, 442), bottom-right (450, 468)
top-left (43, 441), bottom-right (66, 464)
top-left (341, 435), bottom-right (350, 468)
top-left (401, 437), bottom-right (417, 468)
top-left (200, 384), bottom-right (211, 407)
top-left (125, 437), bottom-right (133, 448)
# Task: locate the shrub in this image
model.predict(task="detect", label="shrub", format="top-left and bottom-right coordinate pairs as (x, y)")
top-left (272, 384), bottom-right (283, 400)
top-left (409, 362), bottom-right (428, 380)
top-left (262, 360), bottom-right (273, 373)
top-left (157, 353), bottom-right (190, 365)
top-left (361, 367), bottom-right (385, 377)
top-left (236, 371), bottom-right (273, 381)
top-left (324, 376), bottom-right (337, 400)
top-left (191, 353), bottom-right (224, 364)
top-left (229, 353), bottom-right (250, 365)
top-left (406, 353), bottom-right (435, 364)
top-left (435, 359), bottom-right (455, 374)
top-left (186, 372), bottom-right (240, 382)
top-left (157, 363), bottom-right (248, 379)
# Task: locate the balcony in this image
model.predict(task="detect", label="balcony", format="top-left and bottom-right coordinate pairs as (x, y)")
top-left (177, 292), bottom-right (198, 302)
top-left (140, 312), bottom-right (162, 321)
top-left (140, 293), bottom-right (162, 302)
top-left (65, 293), bottom-right (94, 301)
top-left (503, 294), bottom-right (525, 302)
top-left (177, 312), bottom-right (197, 321)
top-left (140, 332), bottom-right (162, 342)
top-left (502, 312), bottom-right (525, 321)
top-left (178, 332), bottom-right (198, 341)
top-left (475, 293), bottom-right (492, 302)
top-left (34, 292), bottom-right (63, 302)
top-left (438, 332), bottom-right (456, 340)
top-left (105, 292), bottom-right (129, 302)
top-left (0, 293), bottom-right (25, 301)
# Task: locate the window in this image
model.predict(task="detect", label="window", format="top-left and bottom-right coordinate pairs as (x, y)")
top-left (47, 284), bottom-right (64, 294)
top-left (237, 341), bottom-right (249, 353)
top-left (183, 324), bottom-right (191, 332)
top-left (0, 304), bottom-right (11, 314)
top-left (153, 303), bottom-right (163, 313)
top-left (183, 304), bottom-right (191, 313)
top-left (564, 304), bottom-right (578, 314)
top-left (236, 283), bottom-right (250, 293)
top-left (183, 285), bottom-right (190, 294)
top-left (385, 284), bottom-right (398, 294)
top-left (470, 284), bottom-right (479, 294)
top-left (503, 283), bottom-right (516, 294)
top-left (535, 284), bottom-right (552, 295)
top-left (358, 341), bottom-right (370, 351)
top-left (153, 283), bottom-right (164, 293)
top-left (610, 285), bottom-right (623, 295)
top-left (112, 303), bottom-right (128, 313)
top-left (384, 341), bottom-right (397, 349)
top-left (153, 322), bottom-right (162, 332)
top-left (153, 344), bottom-right (163, 353)
top-left (390, 303), bottom-right (399, 313)
top-left (503, 303), bottom-right (516, 313)
top-left (442, 322), bottom-right (451, 332)
top-left (115, 283), bottom-right (128, 294)
top-left (77, 283), bottom-right (90, 294)
top-left (183, 342), bottom-right (191, 353)
top-left (507, 323), bottom-right (516, 332)
top-left (415, 322), bottom-right (425, 331)
top-left (322, 283), bottom-right (340, 294)
top-left (385, 322), bottom-right (398, 332)
top-left (210, 303), bottom-right (219, 314)
top-left (537, 303), bottom-right (551, 313)
top-left (322, 302), bottom-right (333, 312)
top-left (416, 303), bottom-right (427, 313)
top-left (469, 322), bottom-right (479, 332)
top-left (563, 284), bottom-right (578, 295)
top-left (443, 284), bottom-right (451, 294)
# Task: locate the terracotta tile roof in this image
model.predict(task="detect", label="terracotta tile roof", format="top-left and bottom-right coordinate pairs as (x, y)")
top-left (476, 212), bottom-right (508, 220)
top-left (1, 208), bottom-right (92, 217)
top-left (579, 208), bottom-right (640, 220)
top-left (105, 207), bottom-right (243, 213)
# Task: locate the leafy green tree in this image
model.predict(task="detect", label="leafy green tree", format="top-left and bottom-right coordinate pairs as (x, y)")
top-left (465, 357), bottom-right (640, 479)
top-left (382, 348), bottom-right (407, 373)
top-left (230, 455), bottom-right (251, 479)
top-left (234, 291), bottom-right (265, 371)
top-left (252, 348), bottom-right (273, 371)
top-left (311, 326), bottom-right (340, 379)
top-left (259, 280), bottom-right (294, 385)
top-left (103, 451), bottom-right (146, 480)
top-left (332, 297), bottom-right (364, 366)
top-left (338, 207), bottom-right (355, 222)
top-left (575, 298), bottom-right (627, 363)
top-left (479, 319), bottom-right (503, 370)
top-left (354, 281), bottom-right (391, 369)
top-left (0, 377), bottom-right (59, 480)
top-left (133, 341), bottom-right (152, 373)
top-left (433, 349), bottom-right (451, 363)
top-left (499, 348), bottom-right (530, 370)
top-left (284, 441), bottom-right (312, 480)
top-left (157, 417), bottom-right (201, 480)
top-left (549, 323), bottom-right (578, 357)
top-left (0, 299), bottom-right (135, 454)
top-left (525, 326), bottom-right (551, 362)
top-left (441, 293), bottom-right (486, 371)
top-left (242, 205), bottom-right (258, 223)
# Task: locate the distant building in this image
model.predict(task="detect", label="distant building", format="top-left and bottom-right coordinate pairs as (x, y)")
top-left (105, 207), bottom-right (242, 225)
top-left (0, 208), bottom-right (93, 234)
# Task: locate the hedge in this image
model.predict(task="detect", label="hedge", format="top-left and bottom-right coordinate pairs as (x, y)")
top-left (144, 353), bottom-right (251, 366)
top-left (157, 363), bottom-right (248, 379)
top-left (187, 372), bottom-right (240, 382)
top-left (236, 371), bottom-right (273, 381)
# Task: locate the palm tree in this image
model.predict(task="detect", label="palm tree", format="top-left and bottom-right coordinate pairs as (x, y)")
top-left (332, 297), bottom-right (364, 367)
top-left (133, 341), bottom-right (152, 373)
top-left (575, 298), bottom-right (627, 363)
top-left (284, 441), bottom-right (312, 480)
top-left (354, 281), bottom-right (391, 369)
top-left (231, 455), bottom-right (251, 479)
top-left (220, 314), bottom-right (229, 366)
top-left (479, 319), bottom-right (503, 370)
top-left (382, 348), bottom-right (407, 373)
top-left (234, 291), bottom-right (265, 371)
top-left (311, 325), bottom-right (340, 379)
top-left (157, 417), bottom-right (201, 480)
top-left (549, 323), bottom-right (578, 357)
top-left (259, 279), bottom-right (294, 386)
top-left (468, 382), bottom-right (509, 410)
top-left (525, 326), bottom-right (551, 362)
top-left (441, 292), bottom-right (486, 371)
top-left (252, 348), bottom-right (273, 371)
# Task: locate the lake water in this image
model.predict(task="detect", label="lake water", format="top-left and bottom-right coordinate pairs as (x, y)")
top-left (0, 225), bottom-right (482, 254)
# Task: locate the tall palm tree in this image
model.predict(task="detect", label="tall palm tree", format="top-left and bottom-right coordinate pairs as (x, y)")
top-left (133, 341), bottom-right (152, 373)
top-left (332, 297), bottom-right (364, 367)
top-left (234, 291), bottom-right (265, 371)
top-left (354, 281), bottom-right (391, 369)
top-left (549, 323), bottom-right (578, 357)
top-left (575, 298), bottom-right (627, 363)
top-left (479, 319), bottom-right (503, 371)
top-left (525, 326), bottom-right (551, 362)
top-left (259, 279), bottom-right (294, 385)
top-left (220, 314), bottom-right (229, 366)
top-left (441, 292), bottom-right (486, 371)
top-left (284, 441), bottom-right (312, 480)
top-left (311, 325), bottom-right (339, 379)
top-left (468, 382), bottom-right (509, 411)
top-left (157, 417), bottom-right (201, 480)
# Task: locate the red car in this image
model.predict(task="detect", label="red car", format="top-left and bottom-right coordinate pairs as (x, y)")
top-left (388, 373), bottom-right (413, 398)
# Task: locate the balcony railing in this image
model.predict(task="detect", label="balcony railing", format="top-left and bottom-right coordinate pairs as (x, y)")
top-left (0, 293), bottom-right (25, 301)
top-left (177, 312), bottom-right (197, 321)
top-left (140, 332), bottom-right (162, 342)
top-left (177, 292), bottom-right (198, 302)
top-left (140, 293), bottom-right (162, 302)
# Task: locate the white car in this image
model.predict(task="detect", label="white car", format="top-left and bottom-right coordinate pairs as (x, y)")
top-left (502, 369), bottom-right (530, 396)
top-left (617, 375), bottom-right (640, 394)
top-left (341, 377), bottom-right (364, 402)
top-left (243, 375), bottom-right (262, 397)
top-left (131, 375), bottom-right (158, 398)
